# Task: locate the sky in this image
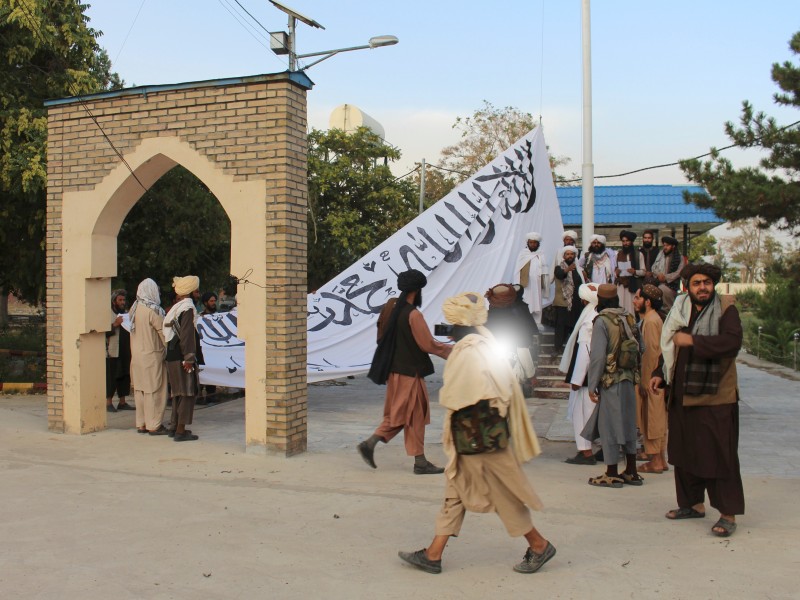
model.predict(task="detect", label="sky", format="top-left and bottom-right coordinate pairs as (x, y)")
top-left (82, 0), bottom-right (799, 189)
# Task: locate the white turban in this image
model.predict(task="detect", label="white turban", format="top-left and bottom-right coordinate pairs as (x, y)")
top-left (578, 282), bottom-right (599, 306)
top-left (562, 245), bottom-right (578, 256)
top-left (525, 232), bottom-right (542, 242)
top-left (562, 230), bottom-right (578, 242)
top-left (442, 292), bottom-right (488, 327)
top-left (590, 234), bottom-right (606, 245)
top-left (172, 275), bottom-right (199, 296)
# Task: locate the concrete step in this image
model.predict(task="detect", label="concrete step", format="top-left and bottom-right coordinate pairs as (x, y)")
top-left (532, 387), bottom-right (570, 400)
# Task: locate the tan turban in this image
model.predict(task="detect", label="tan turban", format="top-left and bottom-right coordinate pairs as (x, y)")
top-left (172, 275), bottom-right (200, 296)
top-left (442, 292), bottom-right (488, 327)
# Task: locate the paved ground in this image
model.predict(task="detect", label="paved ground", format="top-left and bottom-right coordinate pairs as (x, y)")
top-left (1, 356), bottom-right (799, 599)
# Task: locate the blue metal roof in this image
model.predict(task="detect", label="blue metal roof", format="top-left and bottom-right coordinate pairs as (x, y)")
top-left (556, 185), bottom-right (723, 226)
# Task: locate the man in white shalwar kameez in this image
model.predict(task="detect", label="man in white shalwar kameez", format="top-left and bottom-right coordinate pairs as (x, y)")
top-left (580, 234), bottom-right (617, 285)
top-left (513, 232), bottom-right (549, 326)
top-left (559, 283), bottom-right (600, 465)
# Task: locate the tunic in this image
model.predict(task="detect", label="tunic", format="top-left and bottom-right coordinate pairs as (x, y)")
top-left (513, 249), bottom-right (549, 316)
top-left (130, 305), bottom-right (168, 430)
top-left (638, 309), bottom-right (666, 452)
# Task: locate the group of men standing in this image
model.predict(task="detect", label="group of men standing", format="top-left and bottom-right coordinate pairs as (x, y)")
top-left (105, 276), bottom-right (208, 441)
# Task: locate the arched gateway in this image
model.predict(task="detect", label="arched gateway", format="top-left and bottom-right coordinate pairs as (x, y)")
top-left (45, 71), bottom-right (313, 456)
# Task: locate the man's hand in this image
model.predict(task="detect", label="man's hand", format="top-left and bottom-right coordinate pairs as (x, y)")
top-left (571, 383), bottom-right (580, 391)
top-left (657, 273), bottom-right (666, 283)
top-left (627, 267), bottom-right (636, 275)
top-left (673, 332), bottom-right (694, 348)
top-left (113, 315), bottom-right (123, 327)
top-left (614, 268), bottom-right (621, 277)
top-left (182, 361), bottom-right (194, 374)
top-left (649, 376), bottom-right (663, 395)
top-left (589, 391), bottom-right (599, 403)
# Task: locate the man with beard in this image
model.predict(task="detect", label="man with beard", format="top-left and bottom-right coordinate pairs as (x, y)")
top-left (640, 229), bottom-right (660, 276)
top-left (360, 269), bottom-right (452, 474)
top-left (582, 284), bottom-right (642, 488)
top-left (615, 230), bottom-right (644, 316)
top-left (580, 234), bottom-right (616, 285)
top-left (553, 229), bottom-right (580, 268)
top-left (652, 235), bottom-right (683, 310)
top-left (106, 289), bottom-right (134, 412)
top-left (200, 292), bottom-right (217, 316)
top-left (633, 284), bottom-right (667, 473)
top-left (552, 246), bottom-right (585, 354)
top-left (650, 264), bottom-right (743, 538)
top-left (559, 283), bottom-right (599, 465)
top-left (513, 232), bottom-right (550, 326)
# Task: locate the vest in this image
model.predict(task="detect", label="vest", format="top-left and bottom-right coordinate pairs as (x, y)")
top-left (390, 303), bottom-right (435, 378)
top-left (596, 310), bottom-right (640, 389)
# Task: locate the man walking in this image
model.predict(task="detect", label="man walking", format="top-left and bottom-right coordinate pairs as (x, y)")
top-left (652, 235), bottom-right (683, 310)
top-left (164, 275), bottom-right (202, 442)
top-left (650, 264), bottom-right (744, 537)
top-left (633, 284), bottom-right (667, 473)
top-left (513, 232), bottom-right (549, 326)
top-left (359, 269), bottom-right (452, 474)
top-left (583, 284), bottom-right (642, 488)
top-left (106, 289), bottom-right (133, 412)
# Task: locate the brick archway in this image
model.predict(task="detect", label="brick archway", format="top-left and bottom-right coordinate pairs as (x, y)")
top-left (45, 72), bottom-right (312, 456)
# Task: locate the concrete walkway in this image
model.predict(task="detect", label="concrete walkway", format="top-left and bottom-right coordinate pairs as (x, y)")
top-left (1, 356), bottom-right (799, 599)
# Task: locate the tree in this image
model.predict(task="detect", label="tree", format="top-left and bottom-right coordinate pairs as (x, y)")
top-left (307, 127), bottom-right (418, 291)
top-left (719, 220), bottom-right (784, 283)
top-left (409, 163), bottom-right (458, 208)
top-left (115, 166), bottom-right (232, 301)
top-left (680, 31), bottom-right (800, 235)
top-left (0, 0), bottom-right (122, 325)
top-left (438, 100), bottom-right (575, 184)
top-left (686, 232), bottom-right (718, 263)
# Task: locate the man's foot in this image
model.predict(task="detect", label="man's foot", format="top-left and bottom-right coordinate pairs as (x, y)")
top-left (593, 449), bottom-right (604, 462)
top-left (587, 473), bottom-right (623, 488)
top-left (398, 549), bottom-right (442, 574)
top-left (357, 441), bottom-right (377, 469)
top-left (565, 452), bottom-right (596, 466)
top-left (665, 507), bottom-right (705, 520)
top-left (173, 432), bottom-right (199, 442)
top-left (712, 517), bottom-right (737, 537)
top-left (148, 426), bottom-right (169, 436)
top-left (106, 404), bottom-right (117, 413)
top-left (117, 402), bottom-right (135, 411)
top-left (513, 541), bottom-right (556, 574)
top-left (413, 461), bottom-right (444, 475)
top-left (618, 472), bottom-right (644, 486)
top-left (136, 427), bottom-right (148, 434)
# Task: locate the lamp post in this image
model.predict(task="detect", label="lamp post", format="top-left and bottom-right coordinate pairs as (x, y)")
top-left (757, 325), bottom-right (763, 360)
top-left (269, 1), bottom-right (398, 71)
top-left (793, 332), bottom-right (799, 371)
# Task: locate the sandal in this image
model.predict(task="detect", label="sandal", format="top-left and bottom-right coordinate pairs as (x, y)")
top-left (619, 472), bottom-right (644, 486)
top-left (588, 473), bottom-right (624, 488)
top-left (665, 507), bottom-right (705, 520)
top-left (712, 517), bottom-right (737, 537)
top-left (639, 462), bottom-right (666, 473)
top-left (137, 427), bottom-right (148, 434)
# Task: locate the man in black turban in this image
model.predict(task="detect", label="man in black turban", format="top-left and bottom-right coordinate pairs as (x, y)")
top-left (360, 270), bottom-right (453, 474)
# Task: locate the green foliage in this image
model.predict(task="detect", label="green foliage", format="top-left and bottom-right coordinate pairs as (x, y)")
top-left (410, 164), bottom-right (458, 206)
top-left (733, 288), bottom-right (760, 311)
top-left (680, 31), bottom-right (800, 235)
top-left (115, 166), bottom-right (231, 301)
top-left (0, 322), bottom-right (45, 352)
top-left (741, 274), bottom-right (800, 367)
top-left (307, 127), bottom-right (418, 291)
top-left (687, 233), bottom-right (717, 262)
top-left (0, 0), bottom-right (122, 304)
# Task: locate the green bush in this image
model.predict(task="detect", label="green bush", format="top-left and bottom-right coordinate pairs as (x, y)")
top-left (0, 323), bottom-right (45, 352)
top-left (733, 288), bottom-right (761, 312)
top-left (741, 275), bottom-right (800, 367)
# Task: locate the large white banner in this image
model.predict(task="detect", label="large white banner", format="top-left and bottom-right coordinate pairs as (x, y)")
top-left (196, 310), bottom-right (245, 388)
top-left (307, 126), bottom-right (563, 382)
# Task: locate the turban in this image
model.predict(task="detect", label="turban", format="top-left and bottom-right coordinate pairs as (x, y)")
top-left (578, 283), bottom-right (599, 306)
top-left (442, 292), bottom-right (488, 326)
top-left (640, 283), bottom-right (663, 301)
top-left (562, 245), bottom-right (578, 256)
top-left (397, 269), bottom-right (427, 292)
top-left (620, 229), bottom-right (637, 242)
top-left (662, 235), bottom-right (678, 245)
top-left (201, 291), bottom-right (217, 304)
top-left (172, 275), bottom-right (200, 296)
top-left (562, 230), bottom-right (578, 242)
top-left (597, 283), bottom-right (617, 299)
top-left (485, 283), bottom-right (518, 308)
top-left (680, 262), bottom-right (722, 284)
top-left (590, 234), bottom-right (606, 245)
top-left (525, 232), bottom-right (542, 242)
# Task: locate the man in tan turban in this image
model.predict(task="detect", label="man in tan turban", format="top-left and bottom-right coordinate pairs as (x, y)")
top-left (164, 276), bottom-right (201, 441)
top-left (398, 292), bottom-right (555, 576)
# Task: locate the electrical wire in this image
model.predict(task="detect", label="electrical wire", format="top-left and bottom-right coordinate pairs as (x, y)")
top-left (216, 0), bottom-right (272, 52)
top-left (113, 0), bottom-right (148, 65)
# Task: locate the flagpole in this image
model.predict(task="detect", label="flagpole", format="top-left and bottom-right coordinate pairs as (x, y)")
top-left (581, 0), bottom-right (595, 244)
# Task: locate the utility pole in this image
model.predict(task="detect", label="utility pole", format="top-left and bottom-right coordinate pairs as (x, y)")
top-left (419, 158), bottom-right (426, 214)
top-left (581, 0), bottom-right (595, 244)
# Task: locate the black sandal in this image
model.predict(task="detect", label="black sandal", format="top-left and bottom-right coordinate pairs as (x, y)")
top-left (666, 507), bottom-right (706, 520)
top-left (712, 517), bottom-right (737, 537)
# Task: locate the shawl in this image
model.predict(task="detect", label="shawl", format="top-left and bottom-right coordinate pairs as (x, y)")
top-left (514, 248), bottom-right (547, 313)
top-left (583, 250), bottom-right (614, 284)
top-left (163, 297), bottom-right (196, 344)
top-left (652, 249), bottom-right (682, 288)
top-left (128, 279), bottom-right (164, 332)
top-left (558, 259), bottom-right (581, 310)
top-left (439, 333), bottom-right (540, 480)
top-left (661, 293), bottom-right (722, 388)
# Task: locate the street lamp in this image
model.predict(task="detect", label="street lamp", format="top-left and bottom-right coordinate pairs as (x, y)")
top-left (757, 325), bottom-right (763, 360)
top-left (269, 0), bottom-right (398, 71)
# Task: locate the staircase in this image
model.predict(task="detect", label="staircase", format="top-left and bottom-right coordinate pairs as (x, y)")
top-left (531, 329), bottom-right (570, 401)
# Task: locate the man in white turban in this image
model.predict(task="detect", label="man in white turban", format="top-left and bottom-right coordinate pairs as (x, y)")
top-left (163, 275), bottom-right (201, 441)
top-left (579, 234), bottom-right (617, 284)
top-left (513, 232), bottom-right (549, 326)
top-left (558, 283), bottom-right (600, 465)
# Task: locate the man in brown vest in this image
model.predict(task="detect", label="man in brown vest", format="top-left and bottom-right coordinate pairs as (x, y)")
top-left (651, 263), bottom-right (744, 537)
top-left (359, 269), bottom-right (452, 474)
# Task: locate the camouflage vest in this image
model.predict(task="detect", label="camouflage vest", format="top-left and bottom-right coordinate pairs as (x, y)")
top-left (596, 311), bottom-right (640, 389)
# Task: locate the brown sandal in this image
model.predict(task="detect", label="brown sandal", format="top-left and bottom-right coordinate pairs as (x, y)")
top-left (588, 473), bottom-right (624, 488)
